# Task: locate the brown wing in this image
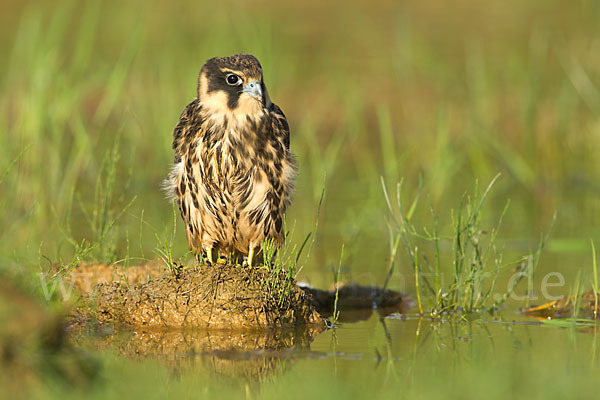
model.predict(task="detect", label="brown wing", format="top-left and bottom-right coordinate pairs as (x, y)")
top-left (269, 103), bottom-right (290, 150)
top-left (172, 99), bottom-right (203, 163)
top-left (169, 99), bottom-right (204, 255)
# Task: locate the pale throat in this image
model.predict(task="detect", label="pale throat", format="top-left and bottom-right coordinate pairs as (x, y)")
top-left (200, 92), bottom-right (265, 123)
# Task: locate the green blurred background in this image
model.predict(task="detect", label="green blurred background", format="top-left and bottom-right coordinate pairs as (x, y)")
top-left (1, 0), bottom-right (600, 290)
top-left (4, 1), bottom-right (600, 399)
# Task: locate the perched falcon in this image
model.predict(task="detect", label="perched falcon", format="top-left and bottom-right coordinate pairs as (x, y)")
top-left (166, 54), bottom-right (296, 267)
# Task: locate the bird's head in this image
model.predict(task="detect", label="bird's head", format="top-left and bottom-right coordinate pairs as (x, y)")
top-left (197, 54), bottom-right (271, 116)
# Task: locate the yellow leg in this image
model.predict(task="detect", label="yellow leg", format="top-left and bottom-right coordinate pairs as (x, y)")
top-left (206, 247), bottom-right (213, 265)
top-left (247, 247), bottom-right (255, 268)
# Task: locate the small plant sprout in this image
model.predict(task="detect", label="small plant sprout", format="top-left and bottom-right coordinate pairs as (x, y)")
top-left (332, 244), bottom-right (344, 324)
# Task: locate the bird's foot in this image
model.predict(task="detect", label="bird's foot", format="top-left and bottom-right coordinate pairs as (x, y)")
top-left (245, 247), bottom-right (255, 268)
top-left (217, 255), bottom-right (228, 265)
top-left (202, 247), bottom-right (214, 266)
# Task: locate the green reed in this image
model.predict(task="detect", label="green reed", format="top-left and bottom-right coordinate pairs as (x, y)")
top-left (382, 174), bottom-right (553, 315)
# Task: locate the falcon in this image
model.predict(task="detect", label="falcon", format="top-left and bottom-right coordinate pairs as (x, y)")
top-left (165, 54), bottom-right (296, 267)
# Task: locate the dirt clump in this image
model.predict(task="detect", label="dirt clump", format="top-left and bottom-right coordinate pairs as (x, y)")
top-left (92, 264), bottom-right (327, 330)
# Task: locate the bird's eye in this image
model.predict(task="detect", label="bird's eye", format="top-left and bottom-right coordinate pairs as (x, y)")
top-left (226, 73), bottom-right (242, 86)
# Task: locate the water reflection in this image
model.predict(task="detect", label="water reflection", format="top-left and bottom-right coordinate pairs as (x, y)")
top-left (74, 324), bottom-right (324, 383)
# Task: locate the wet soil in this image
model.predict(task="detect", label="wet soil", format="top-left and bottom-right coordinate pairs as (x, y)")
top-left (87, 264), bottom-right (325, 329)
top-left (63, 262), bottom-right (410, 329)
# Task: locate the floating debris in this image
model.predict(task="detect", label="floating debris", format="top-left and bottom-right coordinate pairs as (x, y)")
top-left (521, 290), bottom-right (600, 319)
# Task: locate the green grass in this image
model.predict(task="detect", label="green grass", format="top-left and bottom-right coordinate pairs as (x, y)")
top-left (260, 237), bottom-right (297, 307)
top-left (332, 244), bottom-right (344, 324)
top-left (382, 174), bottom-right (554, 315)
top-left (593, 240), bottom-right (599, 317)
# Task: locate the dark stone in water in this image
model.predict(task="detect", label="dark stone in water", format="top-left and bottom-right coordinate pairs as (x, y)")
top-left (301, 282), bottom-right (412, 322)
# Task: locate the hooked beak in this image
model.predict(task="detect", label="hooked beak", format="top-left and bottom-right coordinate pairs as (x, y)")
top-left (243, 81), bottom-right (263, 101)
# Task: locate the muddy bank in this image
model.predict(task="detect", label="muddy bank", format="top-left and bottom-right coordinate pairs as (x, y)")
top-left (91, 264), bottom-right (326, 329)
top-left (62, 262), bottom-right (410, 329)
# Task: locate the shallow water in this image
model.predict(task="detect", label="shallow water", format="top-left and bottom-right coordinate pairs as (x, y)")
top-left (68, 307), bottom-right (600, 399)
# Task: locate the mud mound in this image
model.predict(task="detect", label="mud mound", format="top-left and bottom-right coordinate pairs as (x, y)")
top-left (93, 264), bottom-right (327, 329)
top-left (62, 262), bottom-right (410, 328)
top-left (62, 263), bottom-right (411, 322)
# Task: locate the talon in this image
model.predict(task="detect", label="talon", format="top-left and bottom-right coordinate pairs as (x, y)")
top-left (247, 247), bottom-right (255, 268)
top-left (205, 247), bottom-right (213, 265)
top-left (217, 255), bottom-right (227, 265)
